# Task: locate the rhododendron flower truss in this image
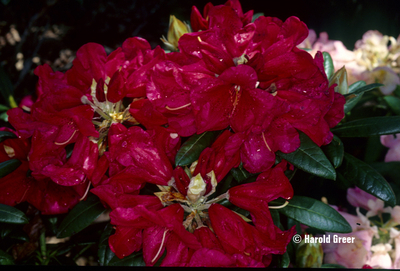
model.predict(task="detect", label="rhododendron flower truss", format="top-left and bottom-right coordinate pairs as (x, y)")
top-left (174, 8), bottom-right (345, 173)
top-left (6, 37), bottom-right (171, 195)
top-left (94, 130), bottom-right (295, 266)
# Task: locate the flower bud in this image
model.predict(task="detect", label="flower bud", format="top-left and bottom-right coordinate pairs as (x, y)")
top-left (187, 173), bottom-right (206, 203)
top-left (329, 66), bottom-right (348, 95)
top-left (161, 15), bottom-right (190, 51)
top-left (296, 234), bottom-right (323, 268)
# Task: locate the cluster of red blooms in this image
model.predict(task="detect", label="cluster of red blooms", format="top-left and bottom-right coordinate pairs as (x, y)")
top-left (0, 0), bottom-right (345, 267)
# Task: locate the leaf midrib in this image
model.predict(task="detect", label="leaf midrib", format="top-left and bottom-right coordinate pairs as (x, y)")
top-left (175, 133), bottom-right (207, 166)
top-left (285, 202), bottom-right (350, 232)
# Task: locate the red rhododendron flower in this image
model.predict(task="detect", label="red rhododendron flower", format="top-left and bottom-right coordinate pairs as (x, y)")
top-left (0, 130), bottom-right (82, 214)
top-left (93, 127), bottom-right (294, 266)
top-left (7, 37), bottom-right (171, 190)
top-left (173, 8), bottom-right (345, 173)
top-left (190, 0), bottom-right (253, 32)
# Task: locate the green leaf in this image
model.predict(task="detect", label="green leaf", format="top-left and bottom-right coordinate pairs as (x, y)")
top-left (337, 153), bottom-right (396, 206)
top-left (251, 12), bottom-right (264, 22)
top-left (270, 209), bottom-right (284, 230)
top-left (230, 164), bottom-right (253, 183)
top-left (322, 52), bottom-right (334, 80)
top-left (0, 112), bottom-right (8, 122)
top-left (344, 82), bottom-right (382, 114)
top-left (0, 65), bottom-right (17, 108)
top-left (0, 104), bottom-right (9, 112)
top-left (384, 96), bottom-right (400, 115)
top-left (370, 162), bottom-right (400, 185)
top-left (0, 223), bottom-right (12, 239)
top-left (332, 116), bottom-right (400, 137)
top-left (0, 250), bottom-right (14, 265)
top-left (0, 159), bottom-right (21, 178)
top-left (277, 132), bottom-right (336, 180)
top-left (108, 252), bottom-right (145, 266)
top-left (344, 92), bottom-right (364, 114)
top-left (270, 252), bottom-right (290, 268)
top-left (175, 131), bottom-right (220, 166)
top-left (364, 136), bottom-right (387, 163)
top-left (98, 223), bottom-right (115, 266)
top-left (321, 263), bottom-right (346, 268)
top-left (394, 85), bottom-right (400, 97)
top-left (0, 131), bottom-right (17, 143)
top-left (278, 196), bottom-right (352, 233)
top-left (321, 135), bottom-right (344, 168)
top-left (56, 194), bottom-right (106, 238)
top-left (0, 204), bottom-right (28, 224)
top-left (0, 223), bottom-right (29, 241)
top-left (348, 80), bottom-right (366, 93)
top-left (345, 82), bottom-right (382, 95)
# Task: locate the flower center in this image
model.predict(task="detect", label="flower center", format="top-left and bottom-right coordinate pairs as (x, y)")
top-left (81, 78), bottom-right (138, 143)
top-left (155, 170), bottom-right (228, 232)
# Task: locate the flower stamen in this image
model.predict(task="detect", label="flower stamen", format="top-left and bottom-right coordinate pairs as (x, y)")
top-left (262, 132), bottom-right (272, 152)
top-left (54, 129), bottom-right (78, 146)
top-left (165, 103), bottom-right (192, 111)
top-left (152, 228), bottom-right (169, 263)
top-left (79, 180), bottom-right (91, 201)
top-left (269, 201), bottom-right (289, 209)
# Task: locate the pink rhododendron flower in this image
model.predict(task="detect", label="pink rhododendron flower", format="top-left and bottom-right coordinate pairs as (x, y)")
top-left (347, 187), bottom-right (391, 217)
top-left (381, 133), bottom-right (400, 162)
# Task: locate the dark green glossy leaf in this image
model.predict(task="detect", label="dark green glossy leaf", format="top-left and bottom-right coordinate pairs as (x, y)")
top-left (332, 116), bottom-right (400, 137)
top-left (344, 82), bottom-right (382, 114)
top-left (0, 204), bottom-right (28, 224)
top-left (337, 153), bottom-right (396, 206)
top-left (98, 223), bottom-right (115, 266)
top-left (108, 252), bottom-right (145, 266)
top-left (384, 96), bottom-right (400, 115)
top-left (321, 135), bottom-right (344, 168)
top-left (230, 164), bottom-right (253, 183)
top-left (7, 228), bottom-right (29, 242)
top-left (321, 263), bottom-right (346, 268)
top-left (277, 252), bottom-right (290, 268)
top-left (348, 80), bottom-right (366, 93)
top-left (344, 92), bottom-right (364, 114)
top-left (175, 131), bottom-right (220, 166)
top-left (277, 132), bottom-right (336, 180)
top-left (0, 250), bottom-right (14, 265)
top-left (322, 52), bottom-right (334, 80)
top-left (278, 196), bottom-right (352, 233)
top-left (345, 82), bottom-right (382, 95)
top-left (0, 223), bottom-right (28, 241)
top-left (364, 136), bottom-right (387, 163)
top-left (0, 223), bottom-right (12, 238)
top-left (394, 85), bottom-right (400, 97)
top-left (370, 162), bottom-right (400, 185)
top-left (0, 159), bottom-right (21, 178)
top-left (0, 131), bottom-right (16, 143)
top-left (56, 194), bottom-right (106, 238)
